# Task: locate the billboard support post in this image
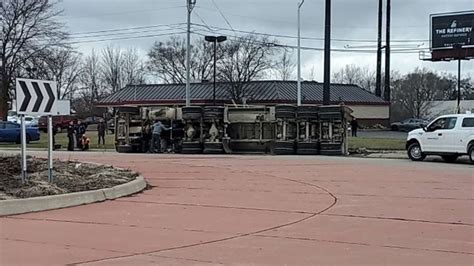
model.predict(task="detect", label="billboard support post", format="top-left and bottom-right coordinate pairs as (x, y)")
top-left (457, 59), bottom-right (461, 114)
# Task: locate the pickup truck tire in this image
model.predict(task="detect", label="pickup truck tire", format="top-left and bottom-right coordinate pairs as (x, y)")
top-left (441, 155), bottom-right (458, 163)
top-left (391, 125), bottom-right (399, 131)
top-left (469, 145), bottom-right (474, 163)
top-left (407, 142), bottom-right (425, 161)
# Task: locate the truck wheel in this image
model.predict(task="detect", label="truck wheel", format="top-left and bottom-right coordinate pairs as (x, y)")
top-left (441, 155), bottom-right (458, 163)
top-left (391, 125), bottom-right (398, 131)
top-left (469, 145), bottom-right (474, 163)
top-left (407, 142), bottom-right (425, 161)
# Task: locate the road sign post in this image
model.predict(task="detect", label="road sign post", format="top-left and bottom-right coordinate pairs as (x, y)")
top-left (16, 78), bottom-right (58, 183)
top-left (20, 114), bottom-right (27, 183)
top-left (48, 115), bottom-right (53, 182)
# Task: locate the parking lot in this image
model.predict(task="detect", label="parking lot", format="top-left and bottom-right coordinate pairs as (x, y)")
top-left (1, 152), bottom-right (472, 265)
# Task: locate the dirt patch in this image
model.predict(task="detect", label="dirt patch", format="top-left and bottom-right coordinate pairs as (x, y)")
top-left (0, 156), bottom-right (138, 200)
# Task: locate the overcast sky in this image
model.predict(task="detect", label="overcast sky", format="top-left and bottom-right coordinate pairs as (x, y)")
top-left (58, 0), bottom-right (473, 81)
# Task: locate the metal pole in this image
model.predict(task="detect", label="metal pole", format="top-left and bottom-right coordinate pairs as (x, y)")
top-left (457, 59), bottom-right (461, 114)
top-left (323, 0), bottom-right (331, 105)
top-left (48, 115), bottom-right (53, 182)
top-left (375, 0), bottom-right (383, 97)
top-left (297, 0), bottom-right (304, 106)
top-left (384, 0), bottom-right (391, 102)
top-left (20, 114), bottom-right (27, 183)
top-left (213, 40), bottom-right (217, 106)
top-left (185, 0), bottom-right (193, 107)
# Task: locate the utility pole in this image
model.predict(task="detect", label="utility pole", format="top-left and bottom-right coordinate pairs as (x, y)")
top-left (186, 0), bottom-right (196, 107)
top-left (375, 0), bottom-right (383, 97)
top-left (323, 0), bottom-right (331, 105)
top-left (384, 0), bottom-right (391, 103)
top-left (297, 0), bottom-right (304, 106)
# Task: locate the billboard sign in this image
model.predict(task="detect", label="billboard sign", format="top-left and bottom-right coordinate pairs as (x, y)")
top-left (431, 11), bottom-right (473, 50)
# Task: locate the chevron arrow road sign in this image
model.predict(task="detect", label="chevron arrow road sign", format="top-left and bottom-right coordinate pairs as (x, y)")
top-left (16, 78), bottom-right (57, 115)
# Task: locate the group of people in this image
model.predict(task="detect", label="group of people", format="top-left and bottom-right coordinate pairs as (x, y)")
top-left (66, 119), bottom-right (107, 151)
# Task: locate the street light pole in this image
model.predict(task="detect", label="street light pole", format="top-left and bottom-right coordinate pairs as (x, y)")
top-left (205, 36), bottom-right (227, 106)
top-left (297, 0), bottom-right (304, 106)
top-left (186, 0), bottom-right (196, 107)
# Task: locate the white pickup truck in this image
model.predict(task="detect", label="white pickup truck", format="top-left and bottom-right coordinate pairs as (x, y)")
top-left (406, 113), bottom-right (474, 163)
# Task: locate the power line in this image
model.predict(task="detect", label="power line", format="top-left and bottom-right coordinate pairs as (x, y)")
top-left (71, 23), bottom-right (186, 36)
top-left (191, 30), bottom-right (427, 54)
top-left (70, 27), bottom-right (186, 40)
top-left (60, 5), bottom-right (186, 20)
top-left (210, 0), bottom-right (236, 33)
top-left (67, 31), bottom-right (187, 44)
top-left (192, 23), bottom-right (428, 44)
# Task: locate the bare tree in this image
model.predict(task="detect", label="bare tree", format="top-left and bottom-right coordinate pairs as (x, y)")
top-left (80, 50), bottom-right (104, 102)
top-left (273, 49), bottom-right (295, 80)
top-left (0, 0), bottom-right (67, 119)
top-left (122, 48), bottom-right (147, 85)
top-left (147, 36), bottom-right (215, 84)
top-left (392, 68), bottom-right (447, 119)
top-left (218, 34), bottom-right (275, 103)
top-left (27, 47), bottom-right (83, 99)
top-left (332, 64), bottom-right (376, 92)
top-left (101, 46), bottom-right (124, 94)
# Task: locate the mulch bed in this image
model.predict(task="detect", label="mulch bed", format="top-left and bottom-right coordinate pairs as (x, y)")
top-left (0, 156), bottom-right (138, 200)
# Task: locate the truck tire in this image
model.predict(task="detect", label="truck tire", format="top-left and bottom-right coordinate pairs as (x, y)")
top-left (273, 141), bottom-right (295, 155)
top-left (407, 142), bottom-right (425, 161)
top-left (296, 142), bottom-right (319, 155)
top-left (181, 142), bottom-right (203, 154)
top-left (116, 145), bottom-right (133, 153)
top-left (469, 145), bottom-right (474, 163)
top-left (441, 155), bottom-right (458, 163)
top-left (297, 106), bottom-right (318, 120)
top-left (203, 142), bottom-right (224, 154)
top-left (203, 106), bottom-right (224, 121)
top-left (182, 106), bottom-right (202, 121)
top-left (275, 105), bottom-right (296, 120)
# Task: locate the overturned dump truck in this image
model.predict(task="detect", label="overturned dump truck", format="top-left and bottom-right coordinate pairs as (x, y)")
top-left (114, 104), bottom-right (352, 155)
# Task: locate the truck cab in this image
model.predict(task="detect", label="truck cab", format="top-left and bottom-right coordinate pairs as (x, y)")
top-left (406, 113), bottom-right (474, 163)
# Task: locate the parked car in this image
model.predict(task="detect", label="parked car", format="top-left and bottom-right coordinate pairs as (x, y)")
top-left (391, 118), bottom-right (429, 132)
top-left (0, 121), bottom-right (40, 143)
top-left (406, 113), bottom-right (474, 163)
top-left (38, 115), bottom-right (76, 133)
top-left (7, 110), bottom-right (17, 123)
top-left (24, 116), bottom-right (39, 127)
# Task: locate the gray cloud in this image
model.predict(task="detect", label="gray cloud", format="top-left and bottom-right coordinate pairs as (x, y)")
top-left (59, 0), bottom-right (473, 81)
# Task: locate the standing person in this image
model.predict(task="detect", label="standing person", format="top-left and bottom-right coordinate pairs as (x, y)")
top-left (150, 120), bottom-right (170, 153)
top-left (351, 118), bottom-right (359, 137)
top-left (97, 118), bottom-right (106, 146)
top-left (67, 121), bottom-right (75, 151)
top-left (75, 120), bottom-right (86, 149)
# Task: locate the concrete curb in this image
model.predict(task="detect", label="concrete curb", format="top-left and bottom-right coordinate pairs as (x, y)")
top-left (0, 176), bottom-right (146, 216)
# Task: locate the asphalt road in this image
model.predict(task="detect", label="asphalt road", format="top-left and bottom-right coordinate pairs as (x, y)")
top-left (1, 152), bottom-right (472, 265)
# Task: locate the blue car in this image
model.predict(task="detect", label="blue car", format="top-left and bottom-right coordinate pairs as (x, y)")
top-left (0, 121), bottom-right (40, 144)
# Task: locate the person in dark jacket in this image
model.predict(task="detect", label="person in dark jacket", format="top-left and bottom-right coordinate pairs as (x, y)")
top-left (350, 118), bottom-right (359, 137)
top-left (97, 118), bottom-right (106, 146)
top-left (67, 121), bottom-right (75, 151)
top-left (75, 120), bottom-right (86, 149)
